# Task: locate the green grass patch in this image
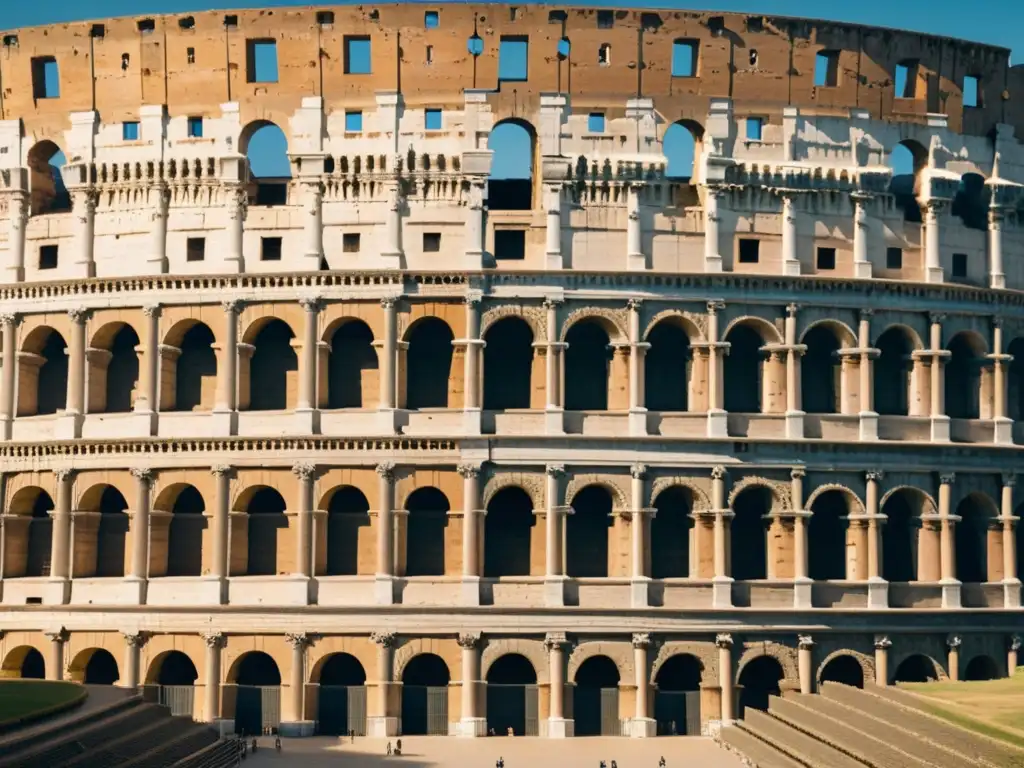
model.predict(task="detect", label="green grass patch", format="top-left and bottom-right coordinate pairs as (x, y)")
top-left (0, 680), bottom-right (86, 729)
top-left (900, 675), bottom-right (1024, 752)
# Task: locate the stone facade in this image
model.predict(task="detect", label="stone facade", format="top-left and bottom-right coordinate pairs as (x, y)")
top-left (0, 4), bottom-right (1021, 739)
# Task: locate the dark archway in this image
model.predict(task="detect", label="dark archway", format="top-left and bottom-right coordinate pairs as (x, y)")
top-left (645, 320), bottom-right (692, 412)
top-left (875, 327), bottom-right (914, 416)
top-left (167, 486), bottom-right (205, 577)
top-left (406, 318), bottom-right (454, 409)
top-left (233, 651), bottom-right (282, 736)
top-left (27, 140), bottom-right (70, 215)
top-left (952, 173), bottom-right (987, 231)
top-left (566, 486), bottom-right (613, 578)
top-left (893, 654), bottom-right (940, 684)
top-left (945, 333), bottom-right (985, 420)
top-left (819, 655), bottom-right (864, 689)
top-left (156, 651), bottom-right (199, 686)
top-left (654, 654), bottom-right (702, 735)
top-left (484, 487), bottom-right (534, 577)
top-left (955, 495), bottom-right (994, 584)
top-left (731, 487), bottom-right (771, 580)
top-left (651, 487), bottom-right (692, 579)
top-left (963, 655), bottom-right (998, 681)
top-left (34, 330), bottom-right (69, 416)
top-left (317, 653), bottom-right (367, 736)
top-left (249, 320), bottom-right (297, 411)
top-left (401, 654), bottom-right (450, 736)
top-left (724, 325), bottom-right (764, 413)
top-left (486, 654), bottom-right (538, 736)
top-left (808, 490), bottom-right (849, 581)
top-left (85, 649), bottom-right (120, 685)
top-left (105, 325), bottom-right (140, 413)
top-left (801, 326), bottom-right (842, 414)
top-left (882, 490), bottom-right (919, 582)
top-left (405, 487), bottom-right (449, 577)
top-left (487, 119), bottom-right (535, 211)
top-left (574, 656), bottom-right (620, 736)
top-left (96, 487), bottom-right (129, 578)
top-left (483, 318), bottom-right (534, 410)
top-left (26, 491), bottom-right (54, 578)
top-left (328, 321), bottom-right (376, 409)
top-left (246, 487), bottom-right (287, 576)
top-left (20, 648), bottom-right (45, 680)
top-left (737, 656), bottom-right (783, 717)
top-left (565, 321), bottom-right (612, 411)
top-left (326, 487), bottom-right (370, 576)
top-left (174, 323), bottom-right (216, 412)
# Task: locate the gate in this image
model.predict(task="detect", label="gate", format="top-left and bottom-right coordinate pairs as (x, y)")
top-left (318, 685), bottom-right (367, 736)
top-left (159, 685), bottom-right (195, 717)
top-left (402, 685), bottom-right (448, 735)
top-left (600, 687), bottom-right (620, 736)
top-left (655, 690), bottom-right (701, 735)
top-left (486, 684), bottom-right (539, 736)
top-left (524, 685), bottom-right (539, 736)
top-left (573, 686), bottom-right (619, 736)
top-left (235, 686), bottom-right (281, 735)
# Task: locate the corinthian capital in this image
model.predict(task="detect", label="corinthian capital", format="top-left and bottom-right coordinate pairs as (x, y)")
top-left (291, 462), bottom-right (317, 481)
top-left (375, 462), bottom-right (396, 482)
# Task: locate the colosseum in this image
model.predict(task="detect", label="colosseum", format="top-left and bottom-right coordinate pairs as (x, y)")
top-left (0, 1), bottom-right (1020, 743)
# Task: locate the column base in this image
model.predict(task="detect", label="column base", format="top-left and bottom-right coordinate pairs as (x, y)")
top-left (462, 408), bottom-right (482, 436)
top-left (129, 409), bottom-right (158, 437)
top-left (854, 261), bottom-right (873, 280)
top-left (628, 408), bottom-right (648, 436)
top-left (122, 575), bottom-right (148, 605)
top-left (47, 577), bottom-right (72, 605)
top-left (867, 578), bottom-right (889, 609)
top-left (55, 412), bottom-right (84, 440)
top-left (545, 252), bottom-right (563, 271)
top-left (544, 408), bottom-right (565, 436)
top-left (460, 576), bottom-right (481, 606)
top-left (628, 717), bottom-right (657, 738)
top-left (379, 251), bottom-right (403, 269)
top-left (543, 576), bottom-right (567, 607)
top-left (858, 411), bottom-right (878, 441)
top-left (940, 579), bottom-right (962, 609)
top-left (70, 262), bottom-right (96, 279)
top-left (783, 259), bottom-right (801, 277)
top-left (210, 409), bottom-right (237, 437)
top-left (1003, 579), bottom-right (1021, 609)
top-left (704, 256), bottom-right (723, 273)
top-left (630, 577), bottom-right (650, 608)
top-left (374, 575), bottom-right (396, 605)
top-left (926, 266), bottom-right (944, 284)
top-left (793, 577), bottom-right (812, 609)
top-left (785, 410), bottom-right (805, 439)
top-left (712, 576), bottom-right (733, 608)
top-left (293, 407), bottom-right (320, 435)
top-left (990, 272), bottom-right (1006, 290)
top-left (930, 415), bottom-right (951, 443)
top-left (5, 267), bottom-right (24, 283)
top-left (464, 249), bottom-right (485, 270)
top-left (367, 716), bottom-right (399, 738)
top-left (376, 408), bottom-right (400, 435)
top-left (457, 717), bottom-right (487, 737)
top-left (993, 417), bottom-right (1013, 445)
top-left (279, 720), bottom-right (315, 737)
top-left (0, 416), bottom-right (11, 441)
top-left (627, 252), bottom-right (646, 271)
top-left (706, 409), bottom-right (728, 438)
top-left (546, 717), bottom-right (574, 738)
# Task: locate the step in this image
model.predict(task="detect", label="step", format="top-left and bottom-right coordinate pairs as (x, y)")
top-left (62, 714), bottom-right (184, 768)
top-left (0, 697), bottom-right (141, 765)
top-left (743, 708), bottom-right (868, 768)
top-left (168, 737), bottom-right (242, 768)
top-left (121, 725), bottom-right (219, 768)
top-left (720, 723), bottom-right (807, 768)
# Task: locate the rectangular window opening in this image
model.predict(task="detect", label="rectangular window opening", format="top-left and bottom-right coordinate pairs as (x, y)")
top-left (31, 57), bottom-right (60, 99)
top-left (498, 37), bottom-right (529, 82)
top-left (896, 60), bottom-right (918, 98)
top-left (425, 45), bottom-right (433, 65)
top-left (746, 117), bottom-right (763, 141)
top-left (597, 10), bottom-right (614, 28)
top-left (425, 10), bottom-right (439, 28)
top-left (186, 47), bottom-right (196, 64)
top-left (494, 229), bottom-right (526, 261)
top-left (587, 112), bottom-right (605, 133)
top-left (886, 247), bottom-right (903, 269)
top-left (247, 39), bottom-right (278, 83)
top-left (90, 24), bottom-right (106, 39)
top-left (345, 111), bottom-right (363, 132)
top-left (738, 238), bottom-right (760, 264)
top-left (186, 237), bottom-right (206, 262)
top-left (187, 116), bottom-right (204, 138)
top-left (815, 50), bottom-right (839, 87)
top-left (423, 232), bottom-right (441, 252)
top-left (344, 36), bottom-right (372, 75)
top-left (963, 75), bottom-right (980, 108)
top-left (343, 233), bottom-right (361, 253)
top-left (122, 121), bottom-right (140, 141)
top-left (317, 10), bottom-right (335, 26)
top-left (672, 39), bottom-right (698, 78)
top-left (224, 14), bottom-right (238, 29)
top-left (598, 43), bottom-right (610, 66)
top-left (260, 236), bottom-right (282, 262)
top-left (137, 18), bottom-right (155, 34)
top-left (39, 245), bottom-right (58, 270)
top-left (952, 252), bottom-right (968, 278)
top-left (425, 108), bottom-right (442, 131)
top-left (178, 16), bottom-right (195, 30)
top-left (816, 246), bottom-right (836, 270)
top-left (3, 35), bottom-right (19, 48)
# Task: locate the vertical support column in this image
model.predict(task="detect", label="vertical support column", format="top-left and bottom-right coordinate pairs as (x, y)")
top-left (706, 301), bottom-right (728, 437)
top-left (128, 468), bottom-right (152, 604)
top-left (457, 633), bottom-right (485, 736)
top-left (703, 187), bottom-right (723, 273)
top-left (59, 309), bottom-right (89, 440)
top-left (865, 470), bottom-right (888, 609)
top-left (629, 464), bottom-right (652, 608)
top-left (296, 297), bottom-right (322, 432)
top-left (44, 628), bottom-right (69, 681)
top-left (544, 464), bottom-right (567, 607)
top-left (213, 300), bottom-right (241, 435)
top-left (377, 298), bottom-right (398, 433)
top-left (283, 633), bottom-right (312, 734)
top-left (989, 207), bottom-right (1006, 289)
top-left (939, 472), bottom-right (961, 608)
top-left (465, 180), bottom-right (486, 267)
top-left (461, 295), bottom-right (483, 434)
top-left (991, 318), bottom-right (1013, 445)
top-left (210, 466), bottom-right (231, 604)
top-left (947, 635), bottom-right (961, 683)
top-left (924, 200), bottom-right (944, 283)
top-left (368, 632), bottom-right (398, 737)
top-left (545, 183), bottom-right (563, 270)
top-left (1001, 474), bottom-right (1020, 608)
top-left (543, 299), bottom-right (565, 435)
top-left (381, 183), bottom-right (404, 268)
top-left (0, 313), bottom-right (18, 440)
top-left (1009, 635), bottom-right (1020, 678)
top-left (132, 305), bottom-right (160, 434)
top-left (858, 309), bottom-right (879, 440)
top-left (147, 184), bottom-right (170, 273)
top-left (71, 188), bottom-right (97, 279)
top-left (630, 633), bottom-right (655, 737)
top-left (874, 635), bottom-right (891, 686)
top-left (797, 635), bottom-right (814, 694)
top-left (374, 462), bottom-right (396, 605)
top-left (781, 194), bottom-right (800, 276)
top-left (50, 469), bottom-right (74, 604)
top-left (5, 187), bottom-right (28, 282)
top-left (627, 299), bottom-right (648, 436)
top-left (545, 632), bottom-right (572, 737)
top-left (852, 192), bottom-right (872, 279)
top-left (717, 633), bottom-right (734, 723)
top-left (929, 313), bottom-right (950, 442)
top-left (784, 303), bottom-right (805, 438)
top-left (202, 632), bottom-right (225, 722)
top-left (626, 183), bottom-right (645, 271)
top-left (302, 181), bottom-right (324, 269)
top-left (792, 468), bottom-right (812, 608)
top-left (121, 632), bottom-right (147, 691)
top-left (292, 463), bottom-right (316, 597)
top-left (458, 463), bottom-right (482, 606)
top-left (224, 185), bottom-right (246, 272)
top-left (711, 466), bottom-right (733, 608)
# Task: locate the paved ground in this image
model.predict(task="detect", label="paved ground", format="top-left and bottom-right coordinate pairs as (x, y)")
top-left (243, 735), bottom-right (747, 768)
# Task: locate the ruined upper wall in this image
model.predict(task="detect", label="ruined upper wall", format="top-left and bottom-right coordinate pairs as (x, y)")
top-left (0, 4), bottom-right (1013, 143)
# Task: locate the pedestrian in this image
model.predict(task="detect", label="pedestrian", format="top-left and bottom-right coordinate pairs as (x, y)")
top-left (396, 738), bottom-right (402, 756)
top-left (274, 733), bottom-right (282, 752)
top-left (250, 736), bottom-right (258, 753)
top-left (350, 728), bottom-right (355, 743)
top-left (386, 740), bottom-right (392, 756)
top-left (659, 756), bottom-right (667, 767)
top-left (611, 761), bottom-right (618, 768)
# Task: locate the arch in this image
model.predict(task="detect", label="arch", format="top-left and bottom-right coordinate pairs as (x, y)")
top-left (945, 332), bottom-right (987, 420)
top-left (737, 655), bottom-right (783, 717)
top-left (723, 322), bottom-right (769, 413)
top-left (314, 653), bottom-right (367, 686)
top-left (327, 319), bottom-right (376, 409)
top-left (893, 653), bottom-right (943, 684)
top-left (801, 324), bottom-right (844, 414)
top-left (247, 319), bottom-right (297, 411)
top-left (146, 650), bottom-right (199, 686)
top-left (875, 325), bottom-right (917, 416)
top-left (2, 646), bottom-right (45, 679)
top-left (955, 493), bottom-right (998, 584)
top-left (645, 318), bottom-right (692, 412)
top-left (405, 317), bottom-right (454, 409)
top-left (564, 319), bottom-right (612, 411)
top-left (91, 323), bottom-right (140, 413)
top-left (242, 120), bottom-right (290, 206)
top-left (731, 486), bottom-right (771, 580)
top-left (888, 139), bottom-right (927, 222)
top-left (654, 653), bottom-right (703, 735)
top-left (325, 486), bottom-right (370, 576)
top-left (404, 487), bottom-right (449, 577)
top-left (808, 489), bottom-right (851, 581)
top-left (481, 640), bottom-right (549, 684)
top-left (486, 653), bottom-right (538, 737)
top-left (27, 140), bottom-right (70, 215)
top-left (963, 655), bottom-right (999, 681)
top-left (651, 486), bottom-right (693, 578)
top-left (244, 487), bottom-right (287, 576)
top-left (487, 118), bottom-right (536, 211)
top-left (483, 317), bottom-right (534, 411)
top-left (566, 485), bottom-right (612, 578)
top-left (1008, 337), bottom-right (1024, 421)
top-left (484, 486), bottom-right (534, 577)
top-left (565, 475), bottom-right (628, 511)
top-left (486, 653), bottom-right (537, 684)
top-left (481, 474), bottom-right (544, 513)
top-left (81, 485), bottom-right (129, 578)
top-left (952, 172), bottom-right (988, 231)
top-left (314, 652), bottom-right (367, 736)
top-left (400, 653), bottom-right (451, 736)
top-left (20, 327), bottom-right (68, 416)
top-left (170, 321), bottom-right (217, 412)
top-left (663, 120), bottom-right (704, 181)
top-left (817, 653), bottom-right (866, 689)
top-left (881, 487), bottom-right (933, 582)
top-left (69, 648), bottom-right (120, 685)
top-left (560, 309), bottom-right (628, 343)
top-left (166, 485), bottom-right (205, 577)
top-left (229, 650), bottom-right (282, 686)
top-left (8, 487), bottom-right (55, 578)
top-left (573, 655), bottom-right (621, 736)
top-left (230, 650), bottom-right (282, 736)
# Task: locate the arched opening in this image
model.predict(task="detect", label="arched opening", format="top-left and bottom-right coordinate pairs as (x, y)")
top-left (882, 489), bottom-right (922, 582)
top-left (724, 325), bottom-right (765, 413)
top-left (327, 321), bottom-right (376, 409)
top-left (565, 320), bottom-right (612, 411)
top-left (404, 487), bottom-right (449, 577)
top-left (651, 487), bottom-right (692, 578)
top-left (654, 654), bottom-right (702, 735)
top-left (85, 649), bottom-right (120, 685)
top-left (963, 655), bottom-right (999, 681)
top-left (21, 328), bottom-right (68, 416)
top-left (401, 654), bottom-right (450, 735)
top-left (242, 121), bottom-right (290, 206)
top-left (1008, 337), bottom-right (1024, 422)
top-left (245, 487), bottom-right (287, 576)
top-left (27, 140), bottom-right (70, 215)
top-left (875, 327), bottom-right (915, 416)
top-left (484, 487), bottom-right (534, 577)
top-left (248, 320), bottom-right (297, 411)
top-left (405, 318), bottom-right (454, 409)
top-left (232, 651), bottom-right (282, 736)
top-left (955, 494), bottom-right (994, 584)
top-left (945, 333), bottom-right (985, 420)
top-left (316, 653), bottom-right (367, 736)
top-left (102, 325), bottom-right (141, 413)
top-left (486, 654), bottom-right (538, 736)
top-left (95, 486), bottom-right (129, 578)
top-left (951, 173), bottom-right (987, 231)
top-left (819, 655), bottom-right (864, 689)
top-left (893, 654), bottom-right (940, 684)
top-left (801, 325), bottom-right (843, 414)
top-left (23, 489), bottom-right (54, 578)
top-left (663, 121), bottom-right (702, 182)
top-left (19, 648), bottom-right (45, 679)
top-left (737, 656), bottom-right (783, 717)
top-left (566, 486), bottom-right (612, 578)
top-left (483, 318), bottom-right (534, 411)
top-left (487, 119), bottom-right (535, 211)
top-left (888, 140), bottom-right (927, 222)
top-left (808, 490), bottom-right (850, 581)
top-left (644, 319), bottom-right (692, 412)
top-left (172, 322), bottom-right (217, 412)
top-left (731, 487), bottom-right (770, 580)
top-left (325, 487), bottom-right (370, 576)
top-left (573, 655), bottom-right (620, 736)
top-left (152, 651), bottom-right (199, 716)
top-left (167, 486), bottom-right (205, 577)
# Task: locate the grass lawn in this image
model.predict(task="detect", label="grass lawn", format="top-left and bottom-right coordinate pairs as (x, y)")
top-left (900, 673), bottom-right (1024, 750)
top-left (0, 680), bottom-right (85, 726)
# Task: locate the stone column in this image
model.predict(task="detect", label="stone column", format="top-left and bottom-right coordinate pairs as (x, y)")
top-left (717, 633), bottom-right (734, 722)
top-left (377, 298), bottom-right (398, 432)
top-left (44, 628), bottom-right (69, 681)
top-left (368, 631), bottom-right (398, 737)
top-left (210, 466), bottom-right (231, 599)
top-left (852, 192), bottom-right (872, 279)
top-left (865, 470), bottom-right (888, 608)
top-left (1009, 635), bottom-right (1020, 678)
top-left (296, 297), bottom-right (322, 429)
top-left (147, 184), bottom-right (170, 273)
top-left (784, 303), bottom-right (805, 438)
top-left (545, 183), bottom-right (563, 270)
top-left (792, 468), bottom-right (812, 608)
top-left (374, 462), bottom-right (396, 605)
top-left (0, 313), bottom-right (18, 440)
top-left (545, 632), bottom-right (572, 737)
top-left (459, 463), bottom-right (483, 606)
top-left (202, 632), bottom-right (225, 721)
top-left (128, 468), bottom-right (152, 604)
top-left (284, 633), bottom-right (312, 734)
top-left (781, 194), bottom-right (800, 276)
top-left (122, 631), bottom-right (148, 691)
top-left (545, 464), bottom-right (567, 607)
top-left (627, 299), bottom-right (648, 436)
top-left (465, 180), bottom-right (486, 266)
top-left (798, 635), bottom-right (814, 694)
top-left (458, 632), bottom-right (485, 736)
top-left (627, 183), bottom-right (645, 271)
top-left (939, 473), bottom-right (961, 608)
top-left (989, 207), bottom-right (1006, 289)
top-left (924, 200), bottom-right (944, 283)
top-left (60, 308), bottom-right (89, 439)
top-left (133, 306), bottom-right (160, 432)
top-left (224, 185), bottom-right (246, 272)
top-left (1000, 474), bottom-right (1020, 608)
top-left (50, 469), bottom-right (74, 600)
top-left (630, 633), bottom-right (655, 737)
top-left (874, 635), bottom-right (891, 686)
top-left (302, 181), bottom-right (324, 267)
top-left (929, 313), bottom-right (950, 442)
top-left (946, 635), bottom-right (961, 682)
top-left (381, 184), bottom-right (403, 267)
top-left (712, 466), bottom-right (733, 608)
top-left (706, 301), bottom-right (728, 437)
top-left (5, 187), bottom-right (28, 282)
top-left (703, 187), bottom-right (723, 272)
top-left (991, 319), bottom-right (1012, 445)
top-left (629, 464), bottom-right (653, 608)
top-left (461, 295), bottom-right (484, 434)
top-left (292, 463), bottom-right (316, 586)
top-left (858, 309), bottom-right (879, 440)
top-left (71, 188), bottom-right (98, 279)
top-left (213, 301), bottom-right (241, 434)
top-left (543, 299), bottom-right (565, 435)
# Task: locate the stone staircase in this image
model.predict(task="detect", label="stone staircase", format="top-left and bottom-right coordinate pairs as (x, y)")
top-left (720, 682), bottom-right (1024, 768)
